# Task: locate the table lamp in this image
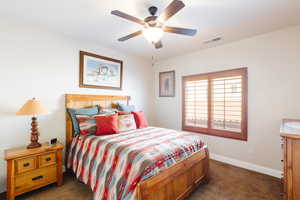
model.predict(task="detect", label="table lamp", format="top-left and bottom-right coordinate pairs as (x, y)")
top-left (16, 98), bottom-right (49, 149)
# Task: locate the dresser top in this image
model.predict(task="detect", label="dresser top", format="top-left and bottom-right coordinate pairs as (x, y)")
top-left (280, 119), bottom-right (300, 139)
top-left (4, 142), bottom-right (64, 160)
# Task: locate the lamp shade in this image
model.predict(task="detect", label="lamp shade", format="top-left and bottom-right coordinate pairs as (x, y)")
top-left (16, 98), bottom-right (49, 116)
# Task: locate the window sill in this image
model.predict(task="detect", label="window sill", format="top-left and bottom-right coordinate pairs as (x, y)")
top-left (182, 126), bottom-right (247, 141)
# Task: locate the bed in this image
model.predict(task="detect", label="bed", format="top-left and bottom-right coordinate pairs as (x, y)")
top-left (65, 94), bottom-right (209, 200)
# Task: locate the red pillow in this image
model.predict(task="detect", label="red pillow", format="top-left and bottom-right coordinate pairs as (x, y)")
top-left (132, 111), bottom-right (148, 128)
top-left (95, 114), bottom-right (119, 135)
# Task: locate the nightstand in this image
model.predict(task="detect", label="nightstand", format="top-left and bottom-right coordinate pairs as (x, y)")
top-left (4, 142), bottom-right (64, 200)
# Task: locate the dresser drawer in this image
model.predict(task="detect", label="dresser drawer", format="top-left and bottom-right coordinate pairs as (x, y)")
top-left (39, 152), bottom-right (56, 168)
top-left (15, 157), bottom-right (37, 174)
top-left (15, 165), bottom-right (57, 194)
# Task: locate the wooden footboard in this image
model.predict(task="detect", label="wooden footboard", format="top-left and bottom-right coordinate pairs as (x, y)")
top-left (136, 148), bottom-right (209, 200)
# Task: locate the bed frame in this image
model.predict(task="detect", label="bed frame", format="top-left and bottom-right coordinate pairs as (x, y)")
top-left (65, 94), bottom-right (210, 200)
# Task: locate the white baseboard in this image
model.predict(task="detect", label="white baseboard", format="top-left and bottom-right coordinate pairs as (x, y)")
top-left (210, 153), bottom-right (282, 178)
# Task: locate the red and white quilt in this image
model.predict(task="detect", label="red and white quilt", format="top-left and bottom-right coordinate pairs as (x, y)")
top-left (68, 126), bottom-right (206, 200)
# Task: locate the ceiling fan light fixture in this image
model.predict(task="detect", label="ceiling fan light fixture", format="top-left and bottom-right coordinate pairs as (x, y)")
top-left (112, 0), bottom-right (197, 49)
top-left (142, 27), bottom-right (164, 43)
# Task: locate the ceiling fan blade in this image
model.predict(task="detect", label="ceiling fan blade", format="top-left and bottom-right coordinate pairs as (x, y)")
top-left (111, 10), bottom-right (145, 25)
top-left (157, 0), bottom-right (185, 22)
top-left (163, 26), bottom-right (197, 36)
top-left (154, 41), bottom-right (163, 49)
top-left (118, 30), bottom-right (143, 42)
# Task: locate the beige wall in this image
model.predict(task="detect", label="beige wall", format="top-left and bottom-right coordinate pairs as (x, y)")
top-left (154, 25), bottom-right (300, 174)
top-left (0, 18), bottom-right (154, 192)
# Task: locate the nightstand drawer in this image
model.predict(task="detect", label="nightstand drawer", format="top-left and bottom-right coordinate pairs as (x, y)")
top-left (39, 153), bottom-right (56, 167)
top-left (15, 165), bottom-right (57, 194)
top-left (15, 157), bottom-right (36, 174)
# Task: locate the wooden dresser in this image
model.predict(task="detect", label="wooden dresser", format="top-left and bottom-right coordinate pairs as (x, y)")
top-left (4, 142), bottom-right (64, 200)
top-left (280, 119), bottom-right (300, 200)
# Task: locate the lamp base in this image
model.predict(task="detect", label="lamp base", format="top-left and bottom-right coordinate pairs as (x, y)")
top-left (27, 116), bottom-right (41, 149)
top-left (27, 142), bottom-right (41, 149)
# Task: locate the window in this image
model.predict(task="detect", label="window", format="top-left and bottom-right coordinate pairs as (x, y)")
top-left (182, 68), bottom-right (248, 140)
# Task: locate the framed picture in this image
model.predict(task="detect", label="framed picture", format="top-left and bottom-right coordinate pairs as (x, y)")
top-left (159, 70), bottom-right (175, 97)
top-left (79, 51), bottom-right (123, 90)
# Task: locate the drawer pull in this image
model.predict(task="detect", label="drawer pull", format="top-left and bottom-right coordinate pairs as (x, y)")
top-left (23, 163), bottom-right (30, 167)
top-left (32, 175), bottom-right (43, 181)
top-left (45, 157), bottom-right (51, 162)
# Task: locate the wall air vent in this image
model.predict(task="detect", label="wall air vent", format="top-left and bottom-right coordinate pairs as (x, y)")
top-left (203, 37), bottom-right (222, 44)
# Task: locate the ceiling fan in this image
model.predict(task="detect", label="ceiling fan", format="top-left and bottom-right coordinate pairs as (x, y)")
top-left (111, 0), bottom-right (197, 49)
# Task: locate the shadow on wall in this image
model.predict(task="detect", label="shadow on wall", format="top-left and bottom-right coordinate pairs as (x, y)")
top-left (0, 105), bottom-right (17, 193)
top-left (0, 154), bottom-right (6, 193)
top-left (39, 95), bottom-right (66, 146)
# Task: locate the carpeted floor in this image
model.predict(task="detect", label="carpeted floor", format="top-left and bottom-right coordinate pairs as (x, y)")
top-left (1, 160), bottom-right (282, 200)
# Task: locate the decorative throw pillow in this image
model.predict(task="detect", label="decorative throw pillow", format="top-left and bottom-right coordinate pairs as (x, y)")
top-left (95, 113), bottom-right (119, 135)
top-left (117, 103), bottom-right (135, 112)
top-left (67, 106), bottom-right (99, 136)
top-left (118, 111), bottom-right (131, 115)
top-left (100, 108), bottom-right (119, 114)
top-left (132, 111), bottom-right (148, 128)
top-left (75, 114), bottom-right (105, 136)
top-left (118, 114), bottom-right (136, 132)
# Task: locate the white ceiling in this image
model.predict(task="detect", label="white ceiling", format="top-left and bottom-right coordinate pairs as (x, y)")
top-left (1, 0), bottom-right (300, 60)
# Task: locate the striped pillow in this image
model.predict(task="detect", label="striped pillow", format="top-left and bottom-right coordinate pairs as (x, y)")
top-left (76, 114), bottom-right (105, 136)
top-left (118, 114), bottom-right (136, 132)
top-left (67, 106), bottom-right (99, 136)
top-left (100, 108), bottom-right (119, 115)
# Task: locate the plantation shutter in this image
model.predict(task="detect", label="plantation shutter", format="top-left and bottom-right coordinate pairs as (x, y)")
top-left (182, 68), bottom-right (247, 140)
top-left (184, 79), bottom-right (208, 128)
top-left (211, 76), bottom-right (242, 132)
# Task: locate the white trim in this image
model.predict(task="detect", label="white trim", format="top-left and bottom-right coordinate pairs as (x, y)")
top-left (210, 153), bottom-right (282, 178)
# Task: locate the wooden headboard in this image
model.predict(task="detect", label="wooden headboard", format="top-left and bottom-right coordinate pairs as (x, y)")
top-left (65, 94), bottom-right (130, 149)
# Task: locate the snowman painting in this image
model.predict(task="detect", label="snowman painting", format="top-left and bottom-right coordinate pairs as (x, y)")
top-left (81, 51), bottom-right (122, 89)
top-left (96, 65), bottom-right (116, 81)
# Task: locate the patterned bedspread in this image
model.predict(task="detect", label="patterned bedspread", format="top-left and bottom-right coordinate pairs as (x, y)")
top-left (67, 126), bottom-right (206, 200)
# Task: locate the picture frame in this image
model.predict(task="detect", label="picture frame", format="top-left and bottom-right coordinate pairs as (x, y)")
top-left (159, 70), bottom-right (175, 97)
top-left (79, 51), bottom-right (123, 90)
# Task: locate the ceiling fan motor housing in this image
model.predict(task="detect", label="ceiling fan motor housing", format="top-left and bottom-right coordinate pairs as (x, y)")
top-left (144, 6), bottom-right (159, 26)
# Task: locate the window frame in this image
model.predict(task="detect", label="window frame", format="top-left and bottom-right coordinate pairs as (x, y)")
top-left (182, 68), bottom-right (248, 141)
